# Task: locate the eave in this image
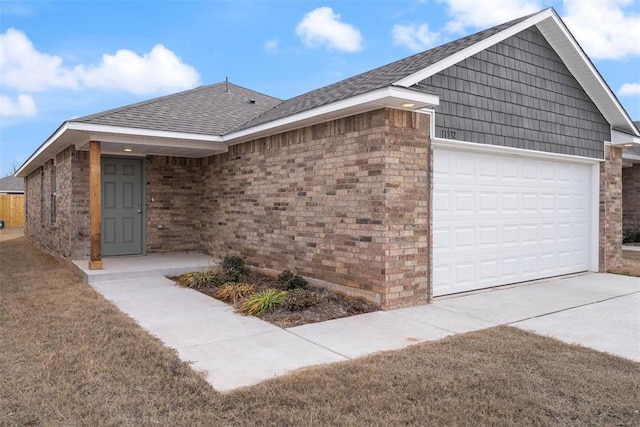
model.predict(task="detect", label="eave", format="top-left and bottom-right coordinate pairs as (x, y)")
top-left (16, 86), bottom-right (439, 177)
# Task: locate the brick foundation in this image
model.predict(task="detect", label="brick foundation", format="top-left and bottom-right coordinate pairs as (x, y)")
top-left (599, 145), bottom-right (623, 270)
top-left (622, 163), bottom-right (640, 232)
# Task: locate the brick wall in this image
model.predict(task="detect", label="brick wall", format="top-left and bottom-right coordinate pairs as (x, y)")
top-left (146, 156), bottom-right (205, 253)
top-left (622, 164), bottom-right (640, 232)
top-left (24, 147), bottom-right (90, 259)
top-left (599, 145), bottom-right (623, 270)
top-left (201, 108), bottom-right (431, 308)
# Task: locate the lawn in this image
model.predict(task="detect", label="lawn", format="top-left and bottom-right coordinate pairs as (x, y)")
top-left (1, 232), bottom-right (639, 426)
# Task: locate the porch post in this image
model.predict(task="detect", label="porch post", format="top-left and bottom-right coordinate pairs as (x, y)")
top-left (88, 140), bottom-right (103, 270)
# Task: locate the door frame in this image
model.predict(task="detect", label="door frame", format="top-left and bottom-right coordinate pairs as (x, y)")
top-left (101, 155), bottom-right (146, 256)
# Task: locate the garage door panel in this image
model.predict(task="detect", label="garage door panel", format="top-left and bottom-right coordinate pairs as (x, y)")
top-left (433, 147), bottom-right (592, 296)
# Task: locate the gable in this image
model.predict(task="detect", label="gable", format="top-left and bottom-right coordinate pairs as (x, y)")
top-left (414, 26), bottom-right (609, 159)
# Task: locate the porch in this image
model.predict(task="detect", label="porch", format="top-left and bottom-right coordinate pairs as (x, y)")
top-left (72, 253), bottom-right (213, 284)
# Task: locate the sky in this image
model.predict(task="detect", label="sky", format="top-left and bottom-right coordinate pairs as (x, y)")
top-left (1, 0), bottom-right (639, 177)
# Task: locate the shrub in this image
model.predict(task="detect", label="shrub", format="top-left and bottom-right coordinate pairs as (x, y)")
top-left (282, 288), bottom-right (326, 311)
top-left (221, 255), bottom-right (245, 283)
top-left (623, 228), bottom-right (640, 244)
top-left (239, 289), bottom-right (288, 316)
top-left (176, 269), bottom-right (217, 289)
top-left (214, 282), bottom-right (254, 304)
top-left (278, 270), bottom-right (293, 285)
top-left (278, 270), bottom-right (308, 290)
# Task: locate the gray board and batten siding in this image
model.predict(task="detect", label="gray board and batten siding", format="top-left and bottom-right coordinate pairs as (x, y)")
top-left (414, 26), bottom-right (609, 159)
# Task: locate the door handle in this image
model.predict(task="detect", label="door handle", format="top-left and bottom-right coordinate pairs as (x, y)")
top-left (137, 209), bottom-right (142, 213)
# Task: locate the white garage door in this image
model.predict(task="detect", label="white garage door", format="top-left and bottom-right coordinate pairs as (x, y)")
top-left (433, 146), bottom-right (593, 296)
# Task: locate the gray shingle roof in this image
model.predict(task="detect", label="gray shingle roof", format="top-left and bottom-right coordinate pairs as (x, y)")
top-left (236, 13), bottom-right (535, 132)
top-left (74, 82), bottom-right (281, 135)
top-left (0, 175), bottom-right (24, 193)
top-left (72, 13), bottom-right (534, 138)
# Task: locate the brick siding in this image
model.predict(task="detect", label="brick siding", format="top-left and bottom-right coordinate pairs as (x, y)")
top-left (146, 156), bottom-right (205, 253)
top-left (24, 147), bottom-right (90, 258)
top-left (200, 108), bottom-right (430, 308)
top-left (599, 145), bottom-right (623, 270)
top-left (622, 164), bottom-right (640, 232)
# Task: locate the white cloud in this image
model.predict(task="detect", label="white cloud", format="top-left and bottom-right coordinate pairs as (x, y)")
top-left (0, 28), bottom-right (79, 92)
top-left (0, 28), bottom-right (200, 95)
top-left (619, 82), bottom-right (640, 96)
top-left (439, 0), bottom-right (542, 33)
top-left (264, 39), bottom-right (279, 52)
top-left (562, 0), bottom-right (640, 60)
top-left (0, 94), bottom-right (37, 117)
top-left (78, 45), bottom-right (200, 95)
top-left (296, 7), bottom-right (363, 52)
top-left (393, 23), bottom-right (441, 51)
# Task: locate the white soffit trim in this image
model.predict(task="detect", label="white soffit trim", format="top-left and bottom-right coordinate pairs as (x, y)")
top-left (16, 86), bottom-right (439, 177)
top-left (224, 86), bottom-right (439, 145)
top-left (66, 122), bottom-right (224, 143)
top-left (15, 122), bottom-right (69, 177)
top-left (432, 137), bottom-right (603, 164)
top-left (610, 129), bottom-right (640, 147)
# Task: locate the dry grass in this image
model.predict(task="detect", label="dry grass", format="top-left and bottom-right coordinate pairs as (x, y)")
top-left (0, 226), bottom-right (23, 242)
top-left (2, 237), bottom-right (639, 426)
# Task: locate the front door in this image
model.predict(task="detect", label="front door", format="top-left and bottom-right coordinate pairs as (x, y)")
top-left (102, 157), bottom-right (143, 256)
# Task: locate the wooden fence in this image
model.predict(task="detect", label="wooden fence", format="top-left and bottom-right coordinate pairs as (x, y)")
top-left (0, 194), bottom-right (25, 227)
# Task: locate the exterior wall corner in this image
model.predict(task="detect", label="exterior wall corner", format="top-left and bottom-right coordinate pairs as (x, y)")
top-left (599, 145), bottom-right (623, 271)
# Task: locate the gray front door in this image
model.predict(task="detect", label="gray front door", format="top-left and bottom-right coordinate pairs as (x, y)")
top-left (102, 157), bottom-right (143, 256)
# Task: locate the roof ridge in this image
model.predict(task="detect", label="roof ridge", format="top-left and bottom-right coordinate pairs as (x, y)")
top-left (73, 84), bottom-right (218, 122)
top-left (235, 10), bottom-right (540, 132)
top-left (74, 81), bottom-right (280, 124)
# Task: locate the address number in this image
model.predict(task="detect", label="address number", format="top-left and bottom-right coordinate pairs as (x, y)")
top-left (440, 128), bottom-right (457, 139)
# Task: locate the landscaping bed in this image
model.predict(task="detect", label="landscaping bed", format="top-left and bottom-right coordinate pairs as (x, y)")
top-left (174, 256), bottom-right (379, 328)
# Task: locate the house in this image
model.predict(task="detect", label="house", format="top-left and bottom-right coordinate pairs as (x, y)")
top-left (16, 8), bottom-right (640, 309)
top-left (622, 121), bottom-right (640, 234)
top-left (0, 175), bottom-right (24, 194)
top-left (0, 175), bottom-right (25, 227)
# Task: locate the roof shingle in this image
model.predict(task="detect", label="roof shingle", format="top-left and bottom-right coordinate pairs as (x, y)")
top-left (72, 13), bottom-right (534, 137)
top-left (74, 82), bottom-right (281, 135)
top-left (235, 13), bottom-right (534, 131)
top-left (0, 175), bottom-right (24, 193)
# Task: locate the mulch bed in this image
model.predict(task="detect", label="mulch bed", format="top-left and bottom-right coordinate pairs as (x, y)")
top-left (194, 270), bottom-right (380, 328)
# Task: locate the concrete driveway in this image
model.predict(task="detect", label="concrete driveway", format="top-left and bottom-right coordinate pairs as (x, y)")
top-left (87, 270), bottom-right (639, 392)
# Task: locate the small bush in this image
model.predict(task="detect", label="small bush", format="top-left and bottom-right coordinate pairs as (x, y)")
top-left (176, 270), bottom-right (216, 289)
top-left (221, 255), bottom-right (245, 282)
top-left (278, 270), bottom-right (294, 285)
top-left (282, 288), bottom-right (326, 311)
top-left (239, 289), bottom-right (288, 316)
top-left (623, 228), bottom-right (640, 244)
top-left (278, 270), bottom-right (308, 290)
top-left (214, 282), bottom-right (255, 304)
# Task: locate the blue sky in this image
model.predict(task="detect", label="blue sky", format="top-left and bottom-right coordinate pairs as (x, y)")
top-left (1, 0), bottom-right (639, 177)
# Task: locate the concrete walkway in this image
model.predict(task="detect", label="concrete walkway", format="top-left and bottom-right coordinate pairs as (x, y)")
top-left (80, 259), bottom-right (639, 392)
